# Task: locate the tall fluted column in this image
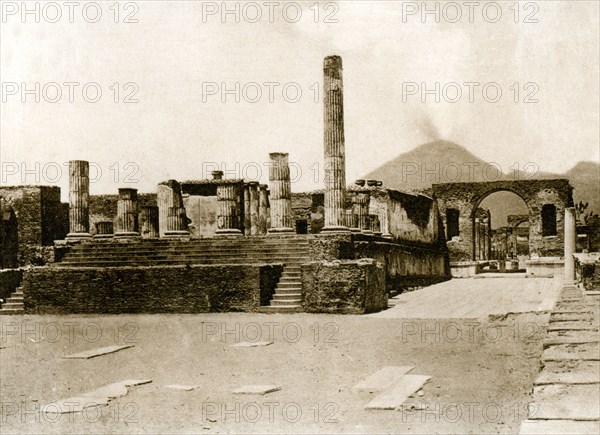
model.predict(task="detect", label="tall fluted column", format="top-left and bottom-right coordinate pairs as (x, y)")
top-left (258, 184), bottom-right (269, 235)
top-left (158, 180), bottom-right (189, 237)
top-left (115, 188), bottom-right (139, 237)
top-left (322, 55), bottom-right (348, 232)
top-left (243, 183), bottom-right (252, 236)
top-left (67, 160), bottom-right (91, 238)
top-left (564, 207), bottom-right (576, 282)
top-left (139, 206), bottom-right (159, 238)
top-left (268, 152), bottom-right (294, 233)
top-left (249, 181), bottom-right (259, 236)
top-left (216, 181), bottom-right (242, 235)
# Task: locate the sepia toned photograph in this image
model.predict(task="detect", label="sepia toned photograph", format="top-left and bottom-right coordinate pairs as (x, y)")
top-left (0, 1), bottom-right (599, 433)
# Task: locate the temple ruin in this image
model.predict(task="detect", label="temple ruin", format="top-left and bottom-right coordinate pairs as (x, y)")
top-left (0, 55), bottom-right (589, 315)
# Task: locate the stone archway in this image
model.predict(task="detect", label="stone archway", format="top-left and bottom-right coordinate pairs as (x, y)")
top-left (432, 179), bottom-right (573, 261)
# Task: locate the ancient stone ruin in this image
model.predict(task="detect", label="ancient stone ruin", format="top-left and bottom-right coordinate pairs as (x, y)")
top-left (0, 55), bottom-right (589, 315)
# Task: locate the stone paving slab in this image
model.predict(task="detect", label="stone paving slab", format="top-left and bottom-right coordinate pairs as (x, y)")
top-left (43, 379), bottom-right (152, 413)
top-left (352, 366), bottom-right (414, 394)
top-left (542, 343), bottom-right (600, 361)
top-left (369, 278), bottom-right (560, 319)
top-left (63, 345), bottom-right (134, 359)
top-left (530, 384), bottom-right (600, 420)
top-left (231, 341), bottom-right (273, 348)
top-left (233, 385), bottom-right (281, 395)
top-left (365, 375), bottom-right (431, 410)
top-left (520, 419), bottom-right (600, 434)
top-left (164, 384), bottom-right (199, 391)
top-left (535, 371), bottom-right (600, 385)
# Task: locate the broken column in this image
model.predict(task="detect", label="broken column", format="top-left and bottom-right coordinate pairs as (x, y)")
top-left (322, 55), bottom-right (348, 232)
top-left (157, 180), bottom-right (189, 237)
top-left (115, 188), bottom-right (140, 237)
top-left (67, 160), bottom-right (91, 239)
top-left (249, 181), bottom-right (259, 235)
top-left (139, 206), bottom-right (159, 238)
top-left (216, 181), bottom-right (242, 235)
top-left (564, 207), bottom-right (576, 282)
top-left (268, 152), bottom-right (294, 233)
top-left (348, 194), bottom-right (361, 233)
top-left (258, 184), bottom-right (269, 235)
top-left (356, 193), bottom-right (371, 234)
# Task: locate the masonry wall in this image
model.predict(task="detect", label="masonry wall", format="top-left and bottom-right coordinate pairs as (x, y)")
top-left (302, 259), bottom-right (387, 314)
top-left (89, 193), bottom-right (157, 234)
top-left (0, 186), bottom-right (67, 266)
top-left (306, 234), bottom-right (450, 293)
top-left (183, 195), bottom-right (218, 237)
top-left (23, 264), bottom-right (280, 314)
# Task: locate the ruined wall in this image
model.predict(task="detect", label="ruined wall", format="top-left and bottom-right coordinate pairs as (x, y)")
top-left (306, 234), bottom-right (450, 292)
top-left (434, 179), bottom-right (573, 261)
top-left (183, 195), bottom-right (218, 237)
top-left (291, 193), bottom-right (312, 233)
top-left (89, 193), bottom-right (157, 234)
top-left (23, 263), bottom-right (278, 314)
top-left (0, 186), bottom-right (67, 266)
top-left (302, 259), bottom-right (387, 314)
top-left (385, 190), bottom-right (439, 243)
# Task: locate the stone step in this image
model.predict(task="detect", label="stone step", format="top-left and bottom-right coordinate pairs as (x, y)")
top-left (270, 298), bottom-right (302, 306)
top-left (0, 308), bottom-right (24, 315)
top-left (1, 302), bottom-right (24, 308)
top-left (258, 305), bottom-right (303, 313)
top-left (276, 282), bottom-right (302, 289)
top-left (67, 242), bottom-right (311, 252)
top-left (272, 293), bottom-right (302, 300)
top-left (274, 289), bottom-right (302, 295)
top-left (58, 257), bottom-right (310, 267)
top-left (6, 297), bottom-right (24, 303)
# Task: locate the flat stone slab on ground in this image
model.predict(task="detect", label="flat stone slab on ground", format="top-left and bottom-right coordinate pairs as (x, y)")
top-left (43, 379), bottom-right (152, 413)
top-left (231, 341), bottom-right (273, 348)
top-left (520, 419), bottom-right (600, 434)
top-left (530, 384), bottom-right (600, 420)
top-left (535, 371), bottom-right (600, 385)
top-left (365, 375), bottom-right (431, 410)
top-left (542, 343), bottom-right (600, 361)
top-left (164, 384), bottom-right (199, 391)
top-left (63, 345), bottom-right (134, 359)
top-left (352, 366), bottom-right (414, 394)
top-left (233, 385), bottom-right (281, 395)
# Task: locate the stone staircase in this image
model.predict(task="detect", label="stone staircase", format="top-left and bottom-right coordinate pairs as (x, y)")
top-left (262, 265), bottom-right (304, 313)
top-left (0, 287), bottom-right (24, 314)
top-left (54, 236), bottom-right (311, 311)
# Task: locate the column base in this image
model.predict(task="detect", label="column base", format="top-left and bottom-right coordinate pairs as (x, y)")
top-left (93, 234), bottom-right (114, 239)
top-left (361, 230), bottom-right (374, 236)
top-left (382, 233), bottom-right (393, 239)
top-left (66, 232), bottom-right (92, 240)
top-left (322, 226), bottom-right (350, 233)
top-left (115, 232), bottom-right (140, 238)
top-left (164, 230), bottom-right (192, 237)
top-left (349, 227), bottom-right (362, 233)
top-left (268, 228), bottom-right (295, 234)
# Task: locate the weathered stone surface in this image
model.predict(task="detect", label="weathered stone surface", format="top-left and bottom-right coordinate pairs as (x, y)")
top-left (530, 384), bottom-right (600, 420)
top-left (364, 375), bottom-right (431, 410)
top-left (23, 264), bottom-right (280, 314)
top-left (302, 259), bottom-right (387, 314)
top-left (232, 341), bottom-right (273, 348)
top-left (352, 366), bottom-right (414, 394)
top-left (520, 419), bottom-right (600, 434)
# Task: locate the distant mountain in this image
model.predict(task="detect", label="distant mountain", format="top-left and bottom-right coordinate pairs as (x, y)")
top-left (363, 141), bottom-right (599, 228)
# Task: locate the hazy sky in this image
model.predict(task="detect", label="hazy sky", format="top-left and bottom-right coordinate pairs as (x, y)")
top-left (1, 0), bottom-right (598, 200)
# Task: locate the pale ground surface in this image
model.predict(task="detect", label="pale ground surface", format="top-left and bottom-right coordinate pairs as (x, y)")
top-left (0, 277), bottom-right (562, 434)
